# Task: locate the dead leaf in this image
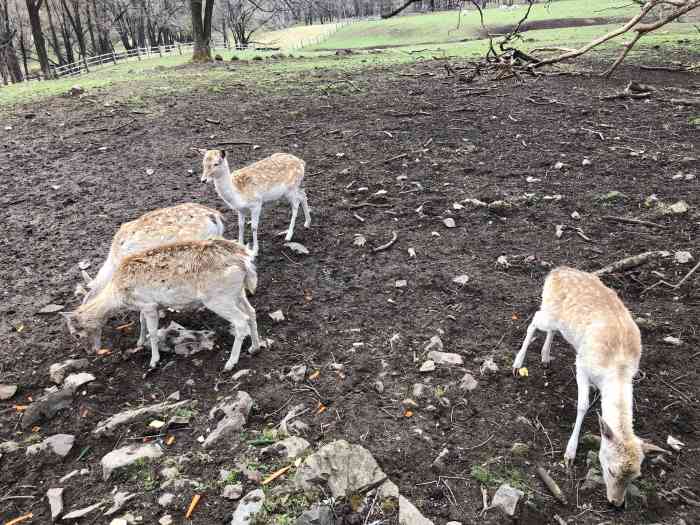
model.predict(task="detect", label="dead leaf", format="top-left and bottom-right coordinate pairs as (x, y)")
top-left (262, 465), bottom-right (292, 485)
top-left (404, 410), bottom-right (414, 418)
top-left (14, 405), bottom-right (28, 412)
top-left (317, 403), bottom-right (327, 415)
top-left (309, 370), bottom-right (320, 380)
top-left (96, 349), bottom-right (112, 356)
top-left (185, 494), bottom-right (201, 519)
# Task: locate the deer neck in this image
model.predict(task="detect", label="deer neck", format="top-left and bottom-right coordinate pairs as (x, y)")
top-left (213, 168), bottom-right (246, 210)
top-left (78, 281), bottom-right (119, 325)
top-left (600, 377), bottom-right (635, 440)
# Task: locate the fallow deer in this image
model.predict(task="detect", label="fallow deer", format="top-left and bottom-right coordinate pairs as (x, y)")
top-left (64, 239), bottom-right (260, 372)
top-left (195, 149), bottom-right (310, 255)
top-left (513, 266), bottom-right (666, 508)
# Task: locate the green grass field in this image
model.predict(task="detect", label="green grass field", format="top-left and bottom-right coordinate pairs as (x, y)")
top-left (0, 0), bottom-right (697, 108)
top-left (304, 0), bottom-right (641, 50)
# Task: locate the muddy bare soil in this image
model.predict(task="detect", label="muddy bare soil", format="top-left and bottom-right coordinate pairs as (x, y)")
top-left (1, 55), bottom-right (699, 524)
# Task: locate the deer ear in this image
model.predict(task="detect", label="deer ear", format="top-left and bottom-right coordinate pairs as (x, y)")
top-left (598, 413), bottom-right (617, 443)
top-left (220, 149), bottom-right (226, 159)
top-left (640, 440), bottom-right (670, 455)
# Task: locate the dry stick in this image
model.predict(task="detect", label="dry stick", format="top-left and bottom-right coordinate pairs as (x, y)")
top-left (602, 215), bottom-right (670, 229)
top-left (669, 98), bottom-right (700, 106)
top-left (373, 231), bottom-right (398, 253)
top-left (536, 466), bottom-right (567, 504)
top-left (643, 260), bottom-right (700, 294)
top-left (593, 251), bottom-right (669, 277)
top-left (348, 202), bottom-right (394, 209)
top-left (216, 140), bottom-right (254, 146)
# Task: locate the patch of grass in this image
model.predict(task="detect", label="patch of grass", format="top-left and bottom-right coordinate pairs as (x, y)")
top-left (470, 463), bottom-right (530, 492)
top-left (690, 116), bottom-right (700, 127)
top-left (126, 457), bottom-right (159, 491)
top-left (250, 491), bottom-right (317, 525)
top-left (223, 470), bottom-right (241, 484)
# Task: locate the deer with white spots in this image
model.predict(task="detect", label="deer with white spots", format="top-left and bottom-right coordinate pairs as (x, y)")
top-left (195, 149), bottom-right (310, 255)
top-left (513, 267), bottom-right (667, 509)
top-left (64, 239), bottom-right (260, 371)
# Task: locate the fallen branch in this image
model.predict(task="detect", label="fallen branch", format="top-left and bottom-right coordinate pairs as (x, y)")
top-left (594, 250), bottom-right (670, 276)
top-left (373, 231), bottom-right (398, 252)
top-left (642, 260), bottom-right (700, 294)
top-left (217, 140), bottom-right (255, 146)
top-left (669, 98), bottom-right (700, 106)
top-left (348, 202), bottom-right (394, 209)
top-left (602, 215), bottom-right (670, 229)
top-left (536, 466), bottom-right (567, 504)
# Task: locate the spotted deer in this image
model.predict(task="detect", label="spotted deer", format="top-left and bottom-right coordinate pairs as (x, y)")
top-left (64, 239), bottom-right (260, 372)
top-left (82, 203), bottom-right (224, 305)
top-left (513, 267), bottom-right (667, 508)
top-left (195, 149), bottom-right (310, 255)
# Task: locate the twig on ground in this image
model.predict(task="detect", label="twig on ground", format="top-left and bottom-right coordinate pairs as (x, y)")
top-left (642, 261), bottom-right (700, 294)
top-left (373, 231), bottom-right (398, 253)
top-left (536, 466), bottom-right (568, 504)
top-left (594, 251), bottom-right (670, 276)
top-left (602, 216), bottom-right (669, 229)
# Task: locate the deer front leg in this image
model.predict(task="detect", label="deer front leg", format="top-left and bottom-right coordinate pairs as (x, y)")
top-left (285, 194), bottom-right (300, 241)
top-left (237, 210), bottom-right (245, 245)
top-left (565, 366), bottom-right (590, 467)
top-left (136, 310), bottom-right (148, 347)
top-left (250, 204), bottom-right (262, 256)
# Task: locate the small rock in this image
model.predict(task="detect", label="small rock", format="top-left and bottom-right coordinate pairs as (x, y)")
top-left (581, 468), bottom-right (605, 491)
top-left (160, 466), bottom-right (179, 480)
top-left (63, 372), bottom-right (95, 390)
top-left (38, 304), bottom-right (65, 314)
top-left (526, 176), bottom-right (540, 183)
top-left (284, 242), bottom-right (309, 255)
top-left (48, 359), bottom-right (89, 385)
top-left (399, 495), bottom-right (433, 525)
top-left (452, 274), bottom-right (470, 285)
top-left (663, 336), bottom-right (682, 346)
top-left (480, 357), bottom-right (499, 374)
top-left (21, 387), bottom-right (75, 429)
top-left (424, 335), bottom-right (443, 352)
top-left (446, 522), bottom-right (463, 525)
top-left (295, 504), bottom-right (334, 525)
top-left (407, 247), bottom-right (416, 258)
top-left (158, 493), bottom-right (175, 508)
top-left (491, 483), bottom-right (523, 517)
top-left (62, 501), bottom-right (103, 520)
top-left (571, 211), bottom-right (581, 220)
top-left (402, 398), bottom-right (418, 408)
top-left (0, 383), bottom-right (18, 400)
top-left (459, 373), bottom-right (478, 391)
top-left (428, 351), bottom-right (463, 366)
top-left (59, 470), bottom-right (79, 483)
top-left (412, 383), bottom-right (426, 399)
top-left (109, 519), bottom-right (127, 525)
top-left (674, 251), bottom-right (693, 264)
top-left (231, 489), bottom-right (265, 525)
top-left (287, 364), bottom-right (307, 383)
top-left (374, 380), bottom-right (384, 393)
top-left (353, 235), bottom-right (366, 247)
top-left (510, 442), bottom-right (529, 457)
top-left (47, 487), bottom-right (64, 521)
top-left (93, 400), bottom-right (190, 436)
top-left (222, 483), bottom-right (244, 500)
top-left (496, 255), bottom-right (510, 268)
top-left (203, 391), bottom-right (253, 448)
top-left (395, 279), bottom-right (407, 288)
top-left (419, 361), bottom-right (436, 372)
top-left (262, 436), bottom-right (310, 459)
top-left (667, 201), bottom-right (690, 215)
top-left (554, 161), bottom-right (565, 170)
top-left (600, 190), bottom-right (626, 202)
top-left (101, 443), bottom-right (163, 480)
top-left (159, 516), bottom-right (173, 525)
top-left (232, 369), bottom-right (251, 381)
top-left (69, 85), bottom-right (84, 96)
top-left (167, 391), bottom-right (180, 401)
top-left (442, 218), bottom-right (456, 228)
top-left (26, 434), bottom-right (75, 458)
top-left (667, 435), bottom-right (685, 451)
top-left (78, 260), bottom-right (91, 270)
top-left (269, 310), bottom-right (285, 322)
top-left (146, 168), bottom-right (155, 176)
top-left (582, 158), bottom-right (592, 166)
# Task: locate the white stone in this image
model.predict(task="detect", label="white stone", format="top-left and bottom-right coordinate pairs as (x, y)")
top-left (492, 483), bottom-right (523, 517)
top-left (63, 372), bottom-right (95, 391)
top-left (427, 351), bottom-right (463, 366)
top-left (674, 251), bottom-right (693, 264)
top-left (419, 361), bottom-right (436, 372)
top-left (231, 489), bottom-right (265, 525)
top-left (47, 487), bottom-right (64, 521)
top-left (101, 443), bottom-right (163, 481)
top-left (49, 359), bottom-right (89, 385)
top-left (480, 357), bottom-right (499, 374)
top-left (452, 274), bottom-right (470, 285)
top-left (0, 384), bottom-right (17, 400)
top-left (571, 211), bottom-right (581, 220)
top-left (442, 218), bottom-right (456, 228)
top-left (663, 336), bottom-right (682, 346)
top-left (62, 501), bottom-right (103, 520)
top-left (459, 373), bottom-right (478, 391)
top-left (26, 434), bottom-right (75, 458)
top-left (158, 493), bottom-right (175, 508)
top-left (93, 400), bottom-right (190, 436)
top-left (395, 279), bottom-right (407, 288)
top-left (222, 483), bottom-right (244, 500)
top-left (269, 310), bottom-right (285, 322)
top-left (159, 516), bottom-right (173, 525)
top-left (284, 242), bottom-right (309, 255)
top-left (398, 495), bottom-right (434, 525)
top-left (667, 435), bottom-right (685, 451)
top-left (554, 161), bottom-right (565, 170)
top-left (287, 364), bottom-right (307, 383)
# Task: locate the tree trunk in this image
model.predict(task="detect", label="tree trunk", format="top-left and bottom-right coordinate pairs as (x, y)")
top-left (85, 1), bottom-right (96, 55)
top-left (190, 0), bottom-right (214, 62)
top-left (26, 0), bottom-right (51, 78)
top-left (46, 0), bottom-right (65, 65)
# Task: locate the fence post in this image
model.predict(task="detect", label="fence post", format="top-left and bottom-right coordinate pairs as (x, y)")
top-left (136, 48), bottom-right (141, 61)
top-left (83, 56), bottom-right (90, 73)
top-left (178, 43), bottom-right (182, 55)
top-left (158, 45), bottom-right (163, 57)
top-left (111, 51), bottom-right (117, 65)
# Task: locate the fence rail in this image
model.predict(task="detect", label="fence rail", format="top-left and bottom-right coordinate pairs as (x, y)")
top-left (48, 18), bottom-right (367, 81)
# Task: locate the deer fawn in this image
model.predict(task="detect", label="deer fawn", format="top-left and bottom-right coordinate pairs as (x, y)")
top-left (82, 203), bottom-right (224, 304)
top-left (513, 267), bottom-right (666, 508)
top-left (195, 149), bottom-right (310, 255)
top-left (63, 239), bottom-right (260, 372)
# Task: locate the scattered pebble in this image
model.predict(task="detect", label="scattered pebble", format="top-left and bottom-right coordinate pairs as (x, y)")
top-left (269, 310), bottom-right (285, 322)
top-left (674, 251), bottom-right (693, 264)
top-left (395, 279), bottom-right (407, 288)
top-left (38, 303), bottom-right (65, 314)
top-left (419, 361), bottom-right (436, 372)
top-left (571, 211), bottom-right (581, 220)
top-left (284, 242), bottom-right (309, 255)
top-left (442, 218), bottom-right (456, 228)
top-left (453, 274), bottom-right (470, 285)
top-left (146, 168), bottom-right (155, 176)
top-left (582, 158), bottom-right (592, 166)
top-left (480, 358), bottom-right (499, 374)
top-left (554, 161), bottom-right (565, 170)
top-left (491, 483), bottom-right (523, 517)
top-left (0, 384), bottom-right (17, 400)
top-left (663, 336), bottom-right (682, 346)
top-left (510, 442), bottom-right (529, 457)
top-left (459, 373), bottom-right (478, 392)
top-left (667, 435), bottom-right (685, 451)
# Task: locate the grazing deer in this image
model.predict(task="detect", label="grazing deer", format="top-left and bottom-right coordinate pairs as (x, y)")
top-left (512, 267), bottom-right (666, 508)
top-left (82, 203), bottom-right (224, 303)
top-left (63, 239), bottom-right (260, 372)
top-left (195, 149), bottom-right (310, 255)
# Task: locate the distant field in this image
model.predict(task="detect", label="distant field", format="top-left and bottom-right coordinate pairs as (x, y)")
top-left (257, 22), bottom-right (343, 50)
top-left (305, 0), bottom-right (641, 50)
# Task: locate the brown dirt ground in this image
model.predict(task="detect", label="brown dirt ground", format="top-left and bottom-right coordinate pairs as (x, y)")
top-left (1, 51), bottom-right (699, 525)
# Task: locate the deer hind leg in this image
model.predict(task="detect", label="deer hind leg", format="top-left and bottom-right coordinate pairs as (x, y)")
top-left (250, 204), bottom-right (262, 256)
top-left (285, 192), bottom-right (300, 242)
top-left (299, 188), bottom-right (311, 228)
top-left (565, 365), bottom-right (590, 467)
top-left (237, 210), bottom-right (246, 245)
top-left (204, 296), bottom-right (249, 372)
top-left (143, 306), bottom-right (161, 368)
top-left (137, 310), bottom-right (148, 347)
top-left (238, 291), bottom-right (260, 354)
top-left (541, 330), bottom-right (554, 367)
top-left (513, 310), bottom-right (554, 372)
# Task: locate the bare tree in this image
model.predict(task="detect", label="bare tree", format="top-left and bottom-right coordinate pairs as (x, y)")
top-left (0, 0), bottom-right (23, 82)
top-left (190, 0), bottom-right (214, 60)
top-left (25, 0), bottom-right (51, 77)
